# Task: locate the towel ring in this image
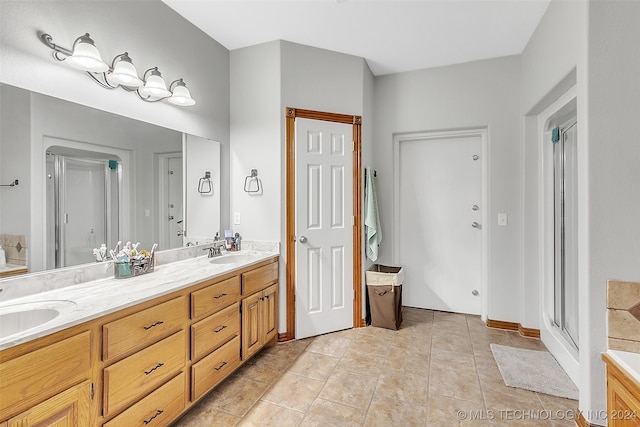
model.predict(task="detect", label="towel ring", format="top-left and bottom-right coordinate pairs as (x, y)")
top-left (198, 171), bottom-right (212, 194)
top-left (243, 169), bottom-right (261, 193)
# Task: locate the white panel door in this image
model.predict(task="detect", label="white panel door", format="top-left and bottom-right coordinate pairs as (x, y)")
top-left (399, 135), bottom-right (482, 314)
top-left (296, 118), bottom-right (353, 339)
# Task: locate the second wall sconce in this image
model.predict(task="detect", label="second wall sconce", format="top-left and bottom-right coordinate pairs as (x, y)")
top-left (40, 32), bottom-right (196, 107)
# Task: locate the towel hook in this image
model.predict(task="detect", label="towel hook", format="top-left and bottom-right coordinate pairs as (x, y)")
top-left (244, 169), bottom-right (262, 193)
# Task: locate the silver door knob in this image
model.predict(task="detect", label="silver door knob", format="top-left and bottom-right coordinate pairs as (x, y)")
top-left (472, 222), bottom-right (481, 229)
top-left (298, 236), bottom-right (308, 243)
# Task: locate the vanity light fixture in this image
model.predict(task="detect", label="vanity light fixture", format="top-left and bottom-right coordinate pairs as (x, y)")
top-left (40, 32), bottom-right (196, 107)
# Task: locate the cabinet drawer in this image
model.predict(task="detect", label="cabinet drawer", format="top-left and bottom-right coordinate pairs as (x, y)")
top-left (103, 372), bottom-right (186, 427)
top-left (103, 296), bottom-right (185, 361)
top-left (0, 331), bottom-right (91, 420)
top-left (104, 330), bottom-right (186, 417)
top-left (242, 262), bottom-right (278, 296)
top-left (191, 276), bottom-right (240, 320)
top-left (191, 302), bottom-right (240, 361)
top-left (191, 336), bottom-right (241, 401)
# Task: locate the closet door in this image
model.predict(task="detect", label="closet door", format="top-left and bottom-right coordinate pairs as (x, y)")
top-left (398, 134), bottom-right (482, 314)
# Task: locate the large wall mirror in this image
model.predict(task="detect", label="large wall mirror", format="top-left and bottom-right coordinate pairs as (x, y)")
top-left (0, 84), bottom-right (220, 274)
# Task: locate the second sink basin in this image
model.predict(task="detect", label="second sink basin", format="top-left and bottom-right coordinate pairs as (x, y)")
top-left (0, 300), bottom-right (76, 339)
top-left (209, 252), bottom-right (262, 265)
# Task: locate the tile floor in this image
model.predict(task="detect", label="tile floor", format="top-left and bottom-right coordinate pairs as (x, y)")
top-left (173, 308), bottom-right (578, 426)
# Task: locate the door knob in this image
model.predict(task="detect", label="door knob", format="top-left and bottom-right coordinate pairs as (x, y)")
top-left (298, 235), bottom-right (308, 243)
top-left (472, 222), bottom-right (481, 229)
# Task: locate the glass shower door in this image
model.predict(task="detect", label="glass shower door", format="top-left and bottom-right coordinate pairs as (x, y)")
top-left (553, 121), bottom-right (579, 349)
top-left (58, 157), bottom-right (108, 268)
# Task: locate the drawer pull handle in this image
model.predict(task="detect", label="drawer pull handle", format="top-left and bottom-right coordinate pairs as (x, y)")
top-left (214, 361), bottom-right (228, 371)
top-left (143, 409), bottom-right (164, 424)
top-left (143, 321), bottom-right (164, 330)
top-left (144, 362), bottom-right (165, 375)
top-left (214, 293), bottom-right (228, 299)
top-left (214, 325), bottom-right (228, 333)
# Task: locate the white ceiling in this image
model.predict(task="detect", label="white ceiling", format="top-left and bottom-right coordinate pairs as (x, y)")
top-left (163, 0), bottom-right (550, 76)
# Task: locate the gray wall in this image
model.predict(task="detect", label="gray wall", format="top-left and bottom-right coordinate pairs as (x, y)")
top-left (373, 56), bottom-right (522, 323)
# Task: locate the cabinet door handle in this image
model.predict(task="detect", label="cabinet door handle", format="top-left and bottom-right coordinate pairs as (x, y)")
top-left (144, 362), bottom-right (165, 375)
top-left (214, 293), bottom-right (227, 299)
top-left (143, 409), bottom-right (164, 424)
top-left (214, 325), bottom-right (228, 333)
top-left (214, 361), bottom-right (228, 371)
top-left (143, 321), bottom-right (164, 330)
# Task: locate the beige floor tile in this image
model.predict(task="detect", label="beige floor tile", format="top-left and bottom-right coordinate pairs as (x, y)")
top-left (335, 347), bottom-right (387, 375)
top-left (374, 369), bottom-right (429, 406)
top-left (426, 395), bottom-right (493, 426)
top-left (319, 370), bottom-right (378, 409)
top-left (173, 306), bottom-right (563, 427)
top-left (299, 398), bottom-right (367, 427)
top-left (391, 333), bottom-right (431, 354)
top-left (261, 372), bottom-right (325, 412)
top-left (363, 395), bottom-right (427, 427)
top-left (239, 401), bottom-right (304, 427)
top-left (429, 364), bottom-right (484, 404)
top-left (288, 351), bottom-right (339, 380)
top-left (173, 407), bottom-right (241, 427)
top-left (384, 347), bottom-right (430, 376)
top-left (434, 310), bottom-right (468, 324)
top-left (306, 334), bottom-right (352, 358)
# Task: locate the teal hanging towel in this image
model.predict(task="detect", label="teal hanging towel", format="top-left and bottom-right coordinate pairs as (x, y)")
top-left (552, 127), bottom-right (560, 143)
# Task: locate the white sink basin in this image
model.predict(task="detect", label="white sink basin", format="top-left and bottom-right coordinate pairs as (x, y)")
top-left (209, 253), bottom-right (262, 265)
top-left (0, 300), bottom-right (76, 339)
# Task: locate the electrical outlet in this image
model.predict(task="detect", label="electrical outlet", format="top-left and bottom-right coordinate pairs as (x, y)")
top-left (498, 213), bottom-right (508, 226)
top-left (233, 212), bottom-right (241, 225)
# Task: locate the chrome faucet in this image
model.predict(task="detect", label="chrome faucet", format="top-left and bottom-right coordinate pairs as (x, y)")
top-left (204, 240), bottom-right (226, 258)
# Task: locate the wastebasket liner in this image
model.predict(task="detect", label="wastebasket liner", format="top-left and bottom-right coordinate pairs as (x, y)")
top-left (365, 266), bottom-right (404, 286)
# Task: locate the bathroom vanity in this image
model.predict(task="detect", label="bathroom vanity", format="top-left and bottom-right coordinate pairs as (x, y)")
top-left (0, 249), bottom-right (279, 426)
top-left (603, 351), bottom-right (640, 426)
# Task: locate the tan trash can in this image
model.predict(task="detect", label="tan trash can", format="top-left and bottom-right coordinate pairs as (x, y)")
top-left (365, 264), bottom-right (404, 330)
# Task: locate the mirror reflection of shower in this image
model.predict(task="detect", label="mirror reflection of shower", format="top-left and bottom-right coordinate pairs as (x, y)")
top-left (46, 147), bottom-right (121, 269)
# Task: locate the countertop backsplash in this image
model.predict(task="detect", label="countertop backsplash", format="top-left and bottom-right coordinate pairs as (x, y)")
top-left (607, 279), bottom-right (640, 353)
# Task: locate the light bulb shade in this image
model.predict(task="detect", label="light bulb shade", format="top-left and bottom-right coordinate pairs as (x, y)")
top-left (108, 53), bottom-right (143, 87)
top-left (139, 68), bottom-right (171, 98)
top-left (168, 81), bottom-right (196, 106)
top-left (66, 34), bottom-right (109, 72)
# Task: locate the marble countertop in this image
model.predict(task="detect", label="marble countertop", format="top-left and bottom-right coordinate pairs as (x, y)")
top-left (0, 249), bottom-right (278, 351)
top-left (605, 349), bottom-right (640, 384)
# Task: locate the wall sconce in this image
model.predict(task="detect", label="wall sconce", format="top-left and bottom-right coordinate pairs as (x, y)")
top-left (40, 32), bottom-right (196, 107)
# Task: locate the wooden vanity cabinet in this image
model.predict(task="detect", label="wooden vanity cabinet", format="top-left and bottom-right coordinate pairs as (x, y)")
top-left (0, 331), bottom-right (92, 423)
top-left (241, 261), bottom-right (278, 360)
top-left (604, 354), bottom-right (640, 426)
top-left (7, 380), bottom-right (92, 427)
top-left (0, 255), bottom-right (279, 427)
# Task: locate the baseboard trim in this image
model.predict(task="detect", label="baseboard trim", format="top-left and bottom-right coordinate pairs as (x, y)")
top-left (360, 318), bottom-right (366, 327)
top-left (486, 318), bottom-right (541, 339)
top-left (277, 332), bottom-right (291, 342)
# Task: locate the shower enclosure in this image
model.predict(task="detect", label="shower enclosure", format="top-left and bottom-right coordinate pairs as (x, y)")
top-left (552, 120), bottom-right (579, 349)
top-left (46, 148), bottom-right (120, 269)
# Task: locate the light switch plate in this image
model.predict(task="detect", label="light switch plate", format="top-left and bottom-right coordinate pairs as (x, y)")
top-left (498, 213), bottom-right (508, 226)
top-left (233, 212), bottom-right (241, 225)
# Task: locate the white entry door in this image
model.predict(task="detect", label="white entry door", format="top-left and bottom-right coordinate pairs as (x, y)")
top-left (295, 118), bottom-right (354, 339)
top-left (398, 134), bottom-right (483, 314)
top-left (167, 155), bottom-right (183, 248)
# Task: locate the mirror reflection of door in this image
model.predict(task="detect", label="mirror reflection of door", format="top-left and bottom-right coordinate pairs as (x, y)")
top-left (46, 148), bottom-right (120, 269)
